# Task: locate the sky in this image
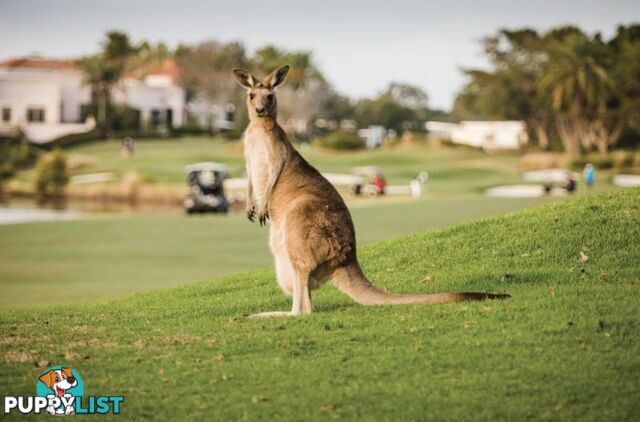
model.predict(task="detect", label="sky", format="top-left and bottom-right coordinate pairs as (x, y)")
top-left (1, 0), bottom-right (638, 109)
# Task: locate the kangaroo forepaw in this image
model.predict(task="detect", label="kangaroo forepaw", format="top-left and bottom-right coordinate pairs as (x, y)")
top-left (246, 207), bottom-right (256, 222)
top-left (258, 210), bottom-right (269, 226)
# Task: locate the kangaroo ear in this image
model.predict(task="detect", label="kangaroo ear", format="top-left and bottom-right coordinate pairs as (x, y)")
top-left (39, 371), bottom-right (55, 389)
top-left (265, 65), bottom-right (290, 89)
top-left (232, 68), bottom-right (256, 89)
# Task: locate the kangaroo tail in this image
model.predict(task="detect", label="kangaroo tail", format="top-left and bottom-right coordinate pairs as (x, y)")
top-left (332, 263), bottom-right (510, 305)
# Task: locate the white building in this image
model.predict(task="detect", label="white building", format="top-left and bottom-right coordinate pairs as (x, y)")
top-left (0, 57), bottom-right (186, 143)
top-left (186, 96), bottom-right (236, 131)
top-left (426, 120), bottom-right (528, 151)
top-left (113, 59), bottom-right (185, 130)
top-left (0, 57), bottom-right (94, 143)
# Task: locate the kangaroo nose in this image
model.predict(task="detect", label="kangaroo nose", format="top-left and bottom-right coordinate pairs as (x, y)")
top-left (256, 108), bottom-right (265, 114)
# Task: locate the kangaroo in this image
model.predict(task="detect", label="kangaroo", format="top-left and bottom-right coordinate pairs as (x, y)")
top-left (233, 65), bottom-right (509, 318)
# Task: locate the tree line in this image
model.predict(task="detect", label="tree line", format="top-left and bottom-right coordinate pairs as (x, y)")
top-left (453, 25), bottom-right (640, 154)
top-left (77, 31), bottom-right (441, 139)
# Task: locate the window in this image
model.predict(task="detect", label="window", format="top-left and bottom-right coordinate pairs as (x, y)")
top-left (27, 108), bottom-right (45, 123)
top-left (150, 109), bottom-right (161, 128)
top-left (1, 107), bottom-right (10, 123)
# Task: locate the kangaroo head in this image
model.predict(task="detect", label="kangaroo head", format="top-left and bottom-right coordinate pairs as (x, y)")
top-left (233, 65), bottom-right (290, 120)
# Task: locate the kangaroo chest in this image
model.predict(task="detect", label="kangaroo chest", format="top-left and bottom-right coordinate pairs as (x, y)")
top-left (244, 128), bottom-right (278, 207)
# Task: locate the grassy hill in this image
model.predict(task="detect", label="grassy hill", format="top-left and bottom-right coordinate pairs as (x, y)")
top-left (1, 189), bottom-right (639, 420)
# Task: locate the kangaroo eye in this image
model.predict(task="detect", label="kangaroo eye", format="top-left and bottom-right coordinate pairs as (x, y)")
top-left (249, 93), bottom-right (255, 100)
top-left (266, 94), bottom-right (274, 102)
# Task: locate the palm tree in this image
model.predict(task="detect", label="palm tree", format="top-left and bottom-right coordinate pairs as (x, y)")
top-left (540, 30), bottom-right (613, 154)
top-left (252, 46), bottom-right (325, 90)
top-left (78, 31), bottom-right (136, 138)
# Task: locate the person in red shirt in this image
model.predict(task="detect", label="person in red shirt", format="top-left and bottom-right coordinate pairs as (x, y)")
top-left (373, 174), bottom-right (386, 195)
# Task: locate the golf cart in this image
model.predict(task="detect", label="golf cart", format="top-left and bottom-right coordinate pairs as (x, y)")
top-left (184, 162), bottom-right (229, 214)
top-left (350, 166), bottom-right (386, 196)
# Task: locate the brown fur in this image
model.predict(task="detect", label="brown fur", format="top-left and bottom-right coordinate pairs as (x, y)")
top-left (233, 65), bottom-right (510, 318)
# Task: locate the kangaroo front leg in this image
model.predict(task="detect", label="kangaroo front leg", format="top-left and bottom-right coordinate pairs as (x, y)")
top-left (258, 154), bottom-right (284, 226)
top-left (246, 177), bottom-right (256, 222)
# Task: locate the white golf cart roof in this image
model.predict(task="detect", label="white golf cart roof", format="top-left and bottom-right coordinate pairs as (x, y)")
top-left (352, 166), bottom-right (382, 176)
top-left (185, 162), bottom-right (228, 174)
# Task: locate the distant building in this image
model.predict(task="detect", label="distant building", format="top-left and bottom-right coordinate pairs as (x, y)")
top-left (182, 93), bottom-right (237, 133)
top-left (0, 57), bottom-right (94, 143)
top-left (114, 59), bottom-right (185, 131)
top-left (357, 125), bottom-right (387, 149)
top-left (424, 121), bottom-right (457, 141)
top-left (426, 120), bottom-right (528, 151)
top-left (0, 56), bottom-right (188, 143)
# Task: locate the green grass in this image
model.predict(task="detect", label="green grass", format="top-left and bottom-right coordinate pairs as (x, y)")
top-left (1, 189), bottom-right (638, 420)
top-left (0, 195), bottom-right (554, 307)
top-left (1, 137), bottom-right (562, 307)
top-left (15, 137), bottom-right (527, 191)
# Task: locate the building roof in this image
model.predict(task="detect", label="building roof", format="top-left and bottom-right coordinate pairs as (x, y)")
top-left (147, 59), bottom-right (180, 81)
top-left (0, 57), bottom-right (80, 71)
top-left (122, 59), bottom-right (180, 82)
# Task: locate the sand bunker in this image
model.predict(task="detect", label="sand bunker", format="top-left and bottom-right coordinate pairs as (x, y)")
top-left (485, 185), bottom-right (545, 198)
top-left (613, 175), bottom-right (640, 187)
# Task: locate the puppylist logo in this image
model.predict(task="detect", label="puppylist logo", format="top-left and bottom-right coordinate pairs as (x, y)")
top-left (3, 365), bottom-right (124, 415)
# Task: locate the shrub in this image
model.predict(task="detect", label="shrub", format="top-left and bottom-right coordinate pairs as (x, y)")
top-left (0, 135), bottom-right (38, 168)
top-left (46, 129), bottom-right (100, 149)
top-left (81, 103), bottom-right (141, 132)
top-left (315, 131), bottom-right (364, 150)
top-left (591, 155), bottom-right (614, 169)
top-left (571, 154), bottom-right (614, 170)
top-left (173, 122), bottom-right (211, 136)
top-left (634, 152), bottom-right (640, 169)
top-left (34, 149), bottom-right (69, 196)
top-left (612, 151), bottom-right (635, 169)
top-left (0, 136), bottom-right (39, 192)
top-left (220, 128), bottom-right (244, 141)
top-left (111, 104), bottom-right (141, 132)
top-left (520, 152), bottom-right (566, 170)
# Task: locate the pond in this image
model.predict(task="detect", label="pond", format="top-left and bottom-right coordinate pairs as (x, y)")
top-left (0, 197), bottom-right (247, 224)
top-left (0, 197), bottom-right (193, 224)
top-left (0, 204), bottom-right (82, 225)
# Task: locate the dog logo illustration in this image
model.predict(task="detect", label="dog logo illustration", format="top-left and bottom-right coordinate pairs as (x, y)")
top-left (36, 366), bottom-right (84, 415)
top-left (4, 365), bottom-right (123, 415)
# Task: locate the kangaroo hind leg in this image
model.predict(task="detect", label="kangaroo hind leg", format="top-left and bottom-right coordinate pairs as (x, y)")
top-left (246, 252), bottom-right (313, 318)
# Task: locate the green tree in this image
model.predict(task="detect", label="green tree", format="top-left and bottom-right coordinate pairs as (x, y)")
top-left (354, 83), bottom-right (429, 134)
top-left (79, 31), bottom-right (137, 137)
top-left (125, 41), bottom-right (172, 76)
top-left (454, 25), bottom-right (640, 154)
top-left (251, 46), bottom-right (325, 90)
top-left (34, 149), bottom-right (69, 197)
top-left (540, 28), bottom-right (615, 154)
top-left (0, 136), bottom-right (38, 194)
top-left (454, 29), bottom-right (554, 149)
top-left (249, 46), bottom-right (342, 134)
top-left (609, 25), bottom-right (640, 150)
top-left (175, 40), bottom-right (249, 129)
